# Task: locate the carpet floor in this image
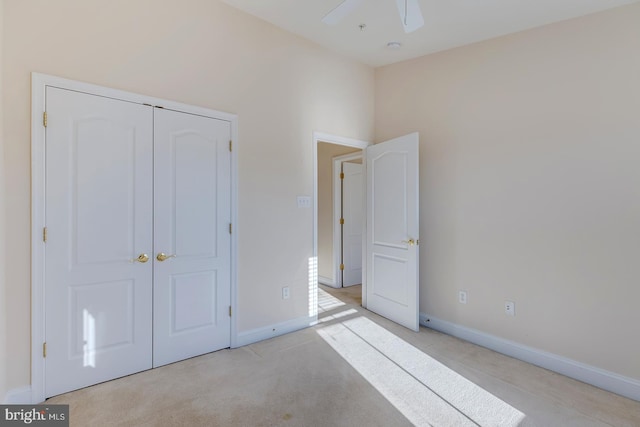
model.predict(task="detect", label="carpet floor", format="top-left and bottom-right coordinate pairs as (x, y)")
top-left (45, 285), bottom-right (640, 426)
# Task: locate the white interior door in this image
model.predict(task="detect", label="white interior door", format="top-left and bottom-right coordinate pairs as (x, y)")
top-left (342, 162), bottom-right (363, 287)
top-left (44, 87), bottom-right (154, 397)
top-left (365, 133), bottom-right (419, 331)
top-left (153, 108), bottom-right (232, 367)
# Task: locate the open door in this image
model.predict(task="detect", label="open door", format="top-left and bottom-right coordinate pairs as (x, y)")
top-left (365, 133), bottom-right (419, 331)
top-left (342, 161), bottom-right (363, 287)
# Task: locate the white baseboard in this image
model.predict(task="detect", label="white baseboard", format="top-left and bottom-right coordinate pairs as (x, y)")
top-left (234, 315), bottom-right (316, 348)
top-left (3, 386), bottom-right (33, 404)
top-left (420, 313), bottom-right (640, 402)
top-left (319, 276), bottom-right (338, 288)
top-left (7, 317), bottom-right (313, 404)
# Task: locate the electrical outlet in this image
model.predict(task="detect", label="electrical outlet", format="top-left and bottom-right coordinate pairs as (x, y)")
top-left (282, 286), bottom-right (290, 300)
top-left (458, 291), bottom-right (467, 304)
top-left (505, 301), bottom-right (515, 316)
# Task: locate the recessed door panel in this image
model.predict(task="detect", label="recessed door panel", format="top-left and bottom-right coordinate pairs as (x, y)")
top-left (153, 108), bottom-right (231, 367)
top-left (45, 87), bottom-right (153, 397)
top-left (172, 272), bottom-right (217, 333)
top-left (172, 133), bottom-right (219, 258)
top-left (70, 280), bottom-right (134, 359)
top-left (372, 254), bottom-right (408, 306)
top-left (372, 152), bottom-right (408, 248)
top-left (73, 118), bottom-right (136, 266)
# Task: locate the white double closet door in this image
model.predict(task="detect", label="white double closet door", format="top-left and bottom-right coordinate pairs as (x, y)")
top-left (44, 87), bottom-right (231, 397)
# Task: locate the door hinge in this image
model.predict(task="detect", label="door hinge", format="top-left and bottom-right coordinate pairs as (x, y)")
top-left (339, 218), bottom-right (344, 225)
top-left (229, 306), bottom-right (232, 317)
top-left (340, 172), bottom-right (344, 180)
top-left (229, 223), bottom-right (232, 234)
top-left (43, 227), bottom-right (47, 243)
top-left (43, 342), bottom-right (47, 358)
top-left (43, 112), bottom-right (48, 128)
top-left (229, 140), bottom-right (233, 152)
top-left (340, 263), bottom-right (345, 271)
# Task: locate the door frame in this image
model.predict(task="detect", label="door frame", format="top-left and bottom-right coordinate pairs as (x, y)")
top-left (312, 132), bottom-right (370, 304)
top-left (332, 152), bottom-right (363, 288)
top-left (30, 73), bottom-right (239, 403)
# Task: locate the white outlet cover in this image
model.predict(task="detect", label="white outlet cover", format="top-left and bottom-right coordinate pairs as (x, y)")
top-left (458, 291), bottom-right (467, 304)
top-left (505, 301), bottom-right (515, 316)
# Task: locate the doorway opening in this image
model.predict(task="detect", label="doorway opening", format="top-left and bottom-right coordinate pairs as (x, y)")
top-left (312, 133), bottom-right (370, 309)
top-left (321, 149), bottom-right (363, 288)
top-left (313, 131), bottom-right (420, 331)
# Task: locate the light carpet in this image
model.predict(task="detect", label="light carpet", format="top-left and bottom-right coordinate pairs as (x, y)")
top-left (45, 285), bottom-right (640, 426)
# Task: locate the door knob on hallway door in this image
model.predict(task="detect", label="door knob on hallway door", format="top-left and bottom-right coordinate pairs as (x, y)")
top-left (156, 253), bottom-right (176, 262)
top-left (402, 239), bottom-right (416, 246)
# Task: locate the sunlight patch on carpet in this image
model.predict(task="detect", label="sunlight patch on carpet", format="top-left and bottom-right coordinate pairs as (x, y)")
top-left (318, 308), bottom-right (359, 323)
top-left (317, 316), bottom-right (532, 426)
top-left (318, 288), bottom-right (346, 312)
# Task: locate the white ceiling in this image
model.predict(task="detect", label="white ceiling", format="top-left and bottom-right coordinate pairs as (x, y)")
top-left (222, 0), bottom-right (639, 67)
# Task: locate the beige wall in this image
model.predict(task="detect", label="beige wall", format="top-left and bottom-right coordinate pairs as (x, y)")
top-left (2, 0), bottom-right (374, 393)
top-left (317, 142), bottom-right (361, 283)
top-left (0, 0), bottom-right (8, 401)
top-left (376, 3), bottom-right (640, 380)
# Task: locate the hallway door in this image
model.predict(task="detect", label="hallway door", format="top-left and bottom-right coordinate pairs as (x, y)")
top-left (342, 161), bottom-right (363, 287)
top-left (365, 133), bottom-right (420, 331)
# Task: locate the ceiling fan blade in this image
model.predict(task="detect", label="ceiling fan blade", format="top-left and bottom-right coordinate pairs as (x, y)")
top-left (395, 0), bottom-right (425, 33)
top-left (322, 0), bottom-right (365, 26)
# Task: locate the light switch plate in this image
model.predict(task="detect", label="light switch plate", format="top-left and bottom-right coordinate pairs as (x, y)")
top-left (297, 196), bottom-right (311, 208)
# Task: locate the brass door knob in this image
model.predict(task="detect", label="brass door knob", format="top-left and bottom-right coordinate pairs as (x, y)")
top-left (135, 253), bottom-right (149, 263)
top-left (402, 239), bottom-right (416, 246)
top-left (156, 253), bottom-right (176, 262)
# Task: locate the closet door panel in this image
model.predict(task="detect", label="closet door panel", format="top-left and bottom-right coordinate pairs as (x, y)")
top-left (153, 108), bottom-right (231, 367)
top-left (44, 87), bottom-right (153, 398)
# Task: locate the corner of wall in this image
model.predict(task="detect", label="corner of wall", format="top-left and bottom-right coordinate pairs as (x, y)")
top-left (0, 0), bottom-right (9, 404)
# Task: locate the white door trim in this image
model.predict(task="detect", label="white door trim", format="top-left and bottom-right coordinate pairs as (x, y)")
top-left (30, 73), bottom-right (239, 403)
top-left (312, 132), bottom-right (370, 306)
top-left (332, 152), bottom-right (363, 288)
